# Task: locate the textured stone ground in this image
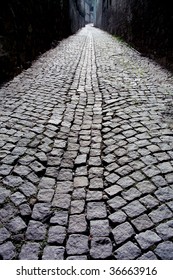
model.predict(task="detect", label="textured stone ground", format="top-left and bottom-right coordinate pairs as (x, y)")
top-left (0, 25), bottom-right (173, 260)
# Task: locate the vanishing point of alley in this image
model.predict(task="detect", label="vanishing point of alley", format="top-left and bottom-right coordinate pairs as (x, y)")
top-left (0, 25), bottom-right (173, 260)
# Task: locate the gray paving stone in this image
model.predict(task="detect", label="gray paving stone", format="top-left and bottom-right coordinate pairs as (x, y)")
top-left (121, 187), bottom-right (141, 201)
top-left (112, 222), bottom-right (135, 244)
top-left (0, 241), bottom-right (16, 259)
top-left (104, 185), bottom-right (122, 197)
top-left (42, 246), bottom-right (65, 260)
top-left (130, 171), bottom-right (145, 182)
top-left (90, 237), bottom-right (112, 259)
top-left (48, 226), bottom-right (66, 244)
top-left (10, 192), bottom-right (26, 206)
top-left (107, 196), bottom-right (127, 210)
top-left (89, 177), bottom-right (103, 190)
top-left (157, 162), bottom-right (173, 174)
top-left (142, 165), bottom-right (160, 178)
top-left (56, 181), bottom-right (73, 194)
top-left (50, 210), bottom-right (68, 226)
top-left (155, 186), bottom-right (173, 202)
top-left (123, 200), bottom-right (146, 218)
top-left (19, 242), bottom-right (40, 260)
top-left (75, 166), bottom-right (88, 176)
top-left (90, 219), bottom-right (110, 237)
top-left (154, 241), bottom-right (173, 260)
top-left (37, 189), bottom-right (54, 202)
top-left (68, 214), bottom-right (87, 233)
top-left (13, 165), bottom-right (31, 176)
top-left (117, 176), bottom-right (135, 189)
top-left (137, 251), bottom-right (158, 260)
top-left (151, 175), bottom-right (167, 187)
top-left (0, 164), bottom-right (13, 176)
top-left (149, 205), bottom-right (172, 223)
top-left (75, 154), bottom-right (87, 165)
top-left (74, 176), bottom-right (88, 187)
top-left (3, 175), bottom-right (24, 188)
top-left (26, 221), bottom-right (47, 241)
top-left (57, 169), bottom-right (73, 181)
top-left (86, 190), bottom-right (102, 201)
top-left (139, 194), bottom-right (159, 209)
top-left (6, 216), bottom-right (27, 233)
top-left (72, 188), bottom-right (86, 199)
top-left (66, 234), bottom-right (89, 255)
top-left (156, 220), bottom-right (173, 240)
top-left (38, 177), bottom-right (56, 189)
top-left (135, 230), bottom-right (161, 251)
top-left (87, 202), bottom-right (107, 220)
top-left (114, 241), bottom-right (141, 260)
top-left (19, 203), bottom-right (32, 216)
top-left (67, 255), bottom-right (87, 260)
top-left (31, 203), bottom-right (51, 221)
top-left (105, 173), bottom-right (120, 184)
top-left (19, 181), bottom-right (37, 197)
top-left (0, 187), bottom-right (11, 204)
top-left (89, 156), bottom-right (102, 166)
top-left (108, 210), bottom-right (127, 224)
top-left (0, 227), bottom-right (11, 244)
top-left (131, 214), bottom-right (154, 231)
top-left (136, 180), bottom-right (156, 194)
top-left (115, 165), bottom-right (133, 176)
top-left (165, 173), bottom-right (173, 184)
top-left (30, 160), bottom-right (45, 175)
top-left (70, 200), bottom-right (85, 214)
top-left (52, 193), bottom-right (71, 209)
top-left (167, 201), bottom-right (173, 211)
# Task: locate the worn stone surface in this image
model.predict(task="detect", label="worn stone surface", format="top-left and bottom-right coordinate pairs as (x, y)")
top-left (48, 226), bottom-right (66, 244)
top-left (90, 237), bottom-right (112, 259)
top-left (0, 241), bottom-right (16, 259)
top-left (0, 25), bottom-right (173, 260)
top-left (26, 221), bottom-right (47, 241)
top-left (42, 246), bottom-right (65, 260)
top-left (66, 234), bottom-right (89, 255)
top-left (112, 222), bottom-right (135, 244)
top-left (154, 241), bottom-right (173, 260)
top-left (90, 219), bottom-right (110, 237)
top-left (19, 242), bottom-right (40, 260)
top-left (114, 241), bottom-right (141, 260)
top-left (135, 230), bottom-right (161, 250)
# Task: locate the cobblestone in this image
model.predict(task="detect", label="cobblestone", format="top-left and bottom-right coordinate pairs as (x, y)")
top-left (0, 24), bottom-right (173, 259)
top-left (112, 222), bottom-right (135, 244)
top-left (19, 242), bottom-right (40, 260)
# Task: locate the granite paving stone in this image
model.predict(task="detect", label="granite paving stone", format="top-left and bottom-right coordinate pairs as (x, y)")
top-left (26, 221), bottom-right (47, 241)
top-left (87, 202), bottom-right (107, 220)
top-left (112, 222), bottom-right (135, 244)
top-left (0, 227), bottom-right (11, 244)
top-left (114, 241), bottom-right (141, 260)
top-left (42, 246), bottom-right (65, 260)
top-left (131, 214), bottom-right (154, 231)
top-left (156, 220), bottom-right (173, 240)
top-left (90, 237), bottom-right (112, 259)
top-left (1, 24), bottom-right (173, 260)
top-left (48, 226), bottom-right (66, 244)
top-left (19, 242), bottom-right (40, 260)
top-left (0, 241), bottom-right (16, 260)
top-left (154, 241), bottom-right (173, 260)
top-left (66, 234), bottom-right (89, 255)
top-left (90, 219), bottom-right (110, 237)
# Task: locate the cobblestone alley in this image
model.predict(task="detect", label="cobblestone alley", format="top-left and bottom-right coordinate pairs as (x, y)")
top-left (0, 25), bottom-right (173, 260)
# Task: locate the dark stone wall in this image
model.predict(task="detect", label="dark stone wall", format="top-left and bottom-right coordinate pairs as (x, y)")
top-left (0, 0), bottom-right (85, 85)
top-left (70, 0), bottom-right (85, 33)
top-left (95, 0), bottom-right (173, 71)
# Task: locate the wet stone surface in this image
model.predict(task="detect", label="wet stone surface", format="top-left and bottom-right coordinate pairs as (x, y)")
top-left (0, 25), bottom-right (173, 259)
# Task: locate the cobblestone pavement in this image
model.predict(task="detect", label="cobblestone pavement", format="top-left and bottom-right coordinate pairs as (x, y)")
top-left (0, 25), bottom-right (173, 260)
